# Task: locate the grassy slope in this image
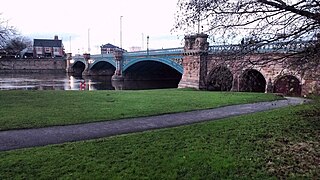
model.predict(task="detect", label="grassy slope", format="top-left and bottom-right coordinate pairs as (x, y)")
top-left (0, 97), bottom-right (318, 179)
top-left (0, 89), bottom-right (281, 130)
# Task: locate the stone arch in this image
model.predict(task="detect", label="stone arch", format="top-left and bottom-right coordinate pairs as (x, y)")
top-left (90, 61), bottom-right (115, 70)
top-left (239, 69), bottom-right (266, 92)
top-left (123, 60), bottom-right (182, 81)
top-left (89, 61), bottom-right (116, 76)
top-left (71, 61), bottom-right (85, 76)
top-left (206, 66), bottom-right (233, 91)
top-left (273, 75), bottom-right (301, 96)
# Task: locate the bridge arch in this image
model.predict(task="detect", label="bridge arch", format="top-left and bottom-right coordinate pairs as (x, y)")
top-left (71, 61), bottom-right (86, 76)
top-left (89, 61), bottom-right (116, 76)
top-left (239, 69), bottom-right (266, 92)
top-left (89, 59), bottom-right (116, 69)
top-left (123, 57), bottom-right (183, 74)
top-left (273, 75), bottom-right (301, 96)
top-left (207, 66), bottom-right (233, 91)
top-left (123, 58), bottom-right (182, 82)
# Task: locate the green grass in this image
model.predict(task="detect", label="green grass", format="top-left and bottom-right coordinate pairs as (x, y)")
top-left (0, 89), bottom-right (282, 130)
top-left (0, 97), bottom-right (318, 179)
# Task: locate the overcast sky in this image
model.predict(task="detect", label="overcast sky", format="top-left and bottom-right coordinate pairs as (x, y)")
top-left (1, 0), bottom-right (185, 54)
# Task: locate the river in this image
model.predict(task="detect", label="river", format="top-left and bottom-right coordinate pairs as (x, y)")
top-left (0, 73), bottom-right (180, 90)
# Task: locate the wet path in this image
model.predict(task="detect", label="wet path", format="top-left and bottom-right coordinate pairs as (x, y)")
top-left (0, 97), bottom-right (309, 151)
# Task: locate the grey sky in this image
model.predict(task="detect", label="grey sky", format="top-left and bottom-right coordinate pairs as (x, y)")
top-left (1, 0), bottom-right (184, 54)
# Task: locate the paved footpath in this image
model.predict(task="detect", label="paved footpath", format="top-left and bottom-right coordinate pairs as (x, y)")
top-left (0, 97), bottom-right (309, 151)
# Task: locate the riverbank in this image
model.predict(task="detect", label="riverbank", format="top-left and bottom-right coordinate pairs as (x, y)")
top-left (0, 96), bottom-right (307, 151)
top-left (0, 96), bottom-right (318, 179)
top-left (0, 89), bottom-right (282, 131)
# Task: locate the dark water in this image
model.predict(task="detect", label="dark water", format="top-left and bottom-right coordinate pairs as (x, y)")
top-left (0, 73), bottom-right (179, 90)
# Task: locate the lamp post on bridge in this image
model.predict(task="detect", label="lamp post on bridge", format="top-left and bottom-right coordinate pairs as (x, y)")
top-left (120, 16), bottom-right (123, 49)
top-left (147, 35), bottom-right (149, 56)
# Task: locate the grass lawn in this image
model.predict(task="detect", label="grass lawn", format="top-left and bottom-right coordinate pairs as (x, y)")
top-left (0, 89), bottom-right (282, 130)
top-left (0, 97), bottom-right (318, 179)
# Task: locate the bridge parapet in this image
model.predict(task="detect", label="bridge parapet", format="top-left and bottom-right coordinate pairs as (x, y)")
top-left (124, 47), bottom-right (183, 57)
top-left (208, 40), bottom-right (313, 54)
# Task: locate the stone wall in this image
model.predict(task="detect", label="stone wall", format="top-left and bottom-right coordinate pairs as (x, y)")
top-left (179, 33), bottom-right (320, 96)
top-left (0, 59), bottom-right (66, 73)
top-left (205, 53), bottom-right (320, 95)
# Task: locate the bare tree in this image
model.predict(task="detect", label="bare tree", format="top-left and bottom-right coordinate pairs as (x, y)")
top-left (0, 14), bottom-right (17, 50)
top-left (3, 36), bottom-right (32, 56)
top-left (0, 15), bottom-right (32, 58)
top-left (174, 0), bottom-right (320, 75)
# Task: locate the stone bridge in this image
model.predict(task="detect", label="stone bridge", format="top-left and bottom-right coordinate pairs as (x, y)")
top-left (67, 34), bottom-right (319, 96)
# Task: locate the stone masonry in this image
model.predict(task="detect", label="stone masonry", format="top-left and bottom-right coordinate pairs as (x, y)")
top-left (179, 33), bottom-right (320, 96)
top-left (0, 59), bottom-right (66, 73)
top-left (178, 33), bottom-right (209, 89)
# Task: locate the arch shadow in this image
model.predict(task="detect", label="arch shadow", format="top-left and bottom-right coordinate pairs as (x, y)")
top-left (239, 69), bottom-right (266, 92)
top-left (273, 75), bottom-right (301, 96)
top-left (123, 60), bottom-right (182, 81)
top-left (71, 61), bottom-right (86, 76)
top-left (207, 66), bottom-right (233, 91)
top-left (123, 57), bottom-right (183, 74)
top-left (90, 59), bottom-right (116, 69)
top-left (89, 61), bottom-right (116, 76)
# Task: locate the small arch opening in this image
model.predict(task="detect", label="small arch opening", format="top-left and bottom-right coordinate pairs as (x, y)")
top-left (239, 69), bottom-right (266, 92)
top-left (90, 61), bottom-right (115, 76)
top-left (274, 75), bottom-right (301, 96)
top-left (71, 61), bottom-right (85, 76)
top-left (207, 66), bottom-right (233, 91)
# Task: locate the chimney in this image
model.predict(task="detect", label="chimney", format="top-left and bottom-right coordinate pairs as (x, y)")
top-left (54, 35), bottom-right (59, 40)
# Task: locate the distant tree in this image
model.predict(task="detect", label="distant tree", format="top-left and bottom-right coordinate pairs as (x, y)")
top-left (174, 0), bottom-right (320, 75)
top-left (0, 14), bottom-right (32, 58)
top-left (0, 14), bottom-right (17, 50)
top-left (3, 36), bottom-right (32, 56)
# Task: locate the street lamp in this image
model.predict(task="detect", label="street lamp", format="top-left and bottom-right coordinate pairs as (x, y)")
top-left (120, 16), bottom-right (123, 49)
top-left (147, 35), bottom-right (149, 55)
top-left (191, 0), bottom-right (201, 33)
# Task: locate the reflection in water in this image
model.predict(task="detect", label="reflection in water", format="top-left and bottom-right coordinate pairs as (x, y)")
top-left (112, 80), bottom-right (179, 90)
top-left (0, 73), bottom-right (179, 90)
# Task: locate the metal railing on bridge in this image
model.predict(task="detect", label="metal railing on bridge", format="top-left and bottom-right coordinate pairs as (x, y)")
top-left (123, 40), bottom-right (312, 56)
top-left (208, 40), bottom-right (313, 54)
top-left (73, 40), bottom-right (314, 59)
top-left (124, 47), bottom-right (184, 57)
